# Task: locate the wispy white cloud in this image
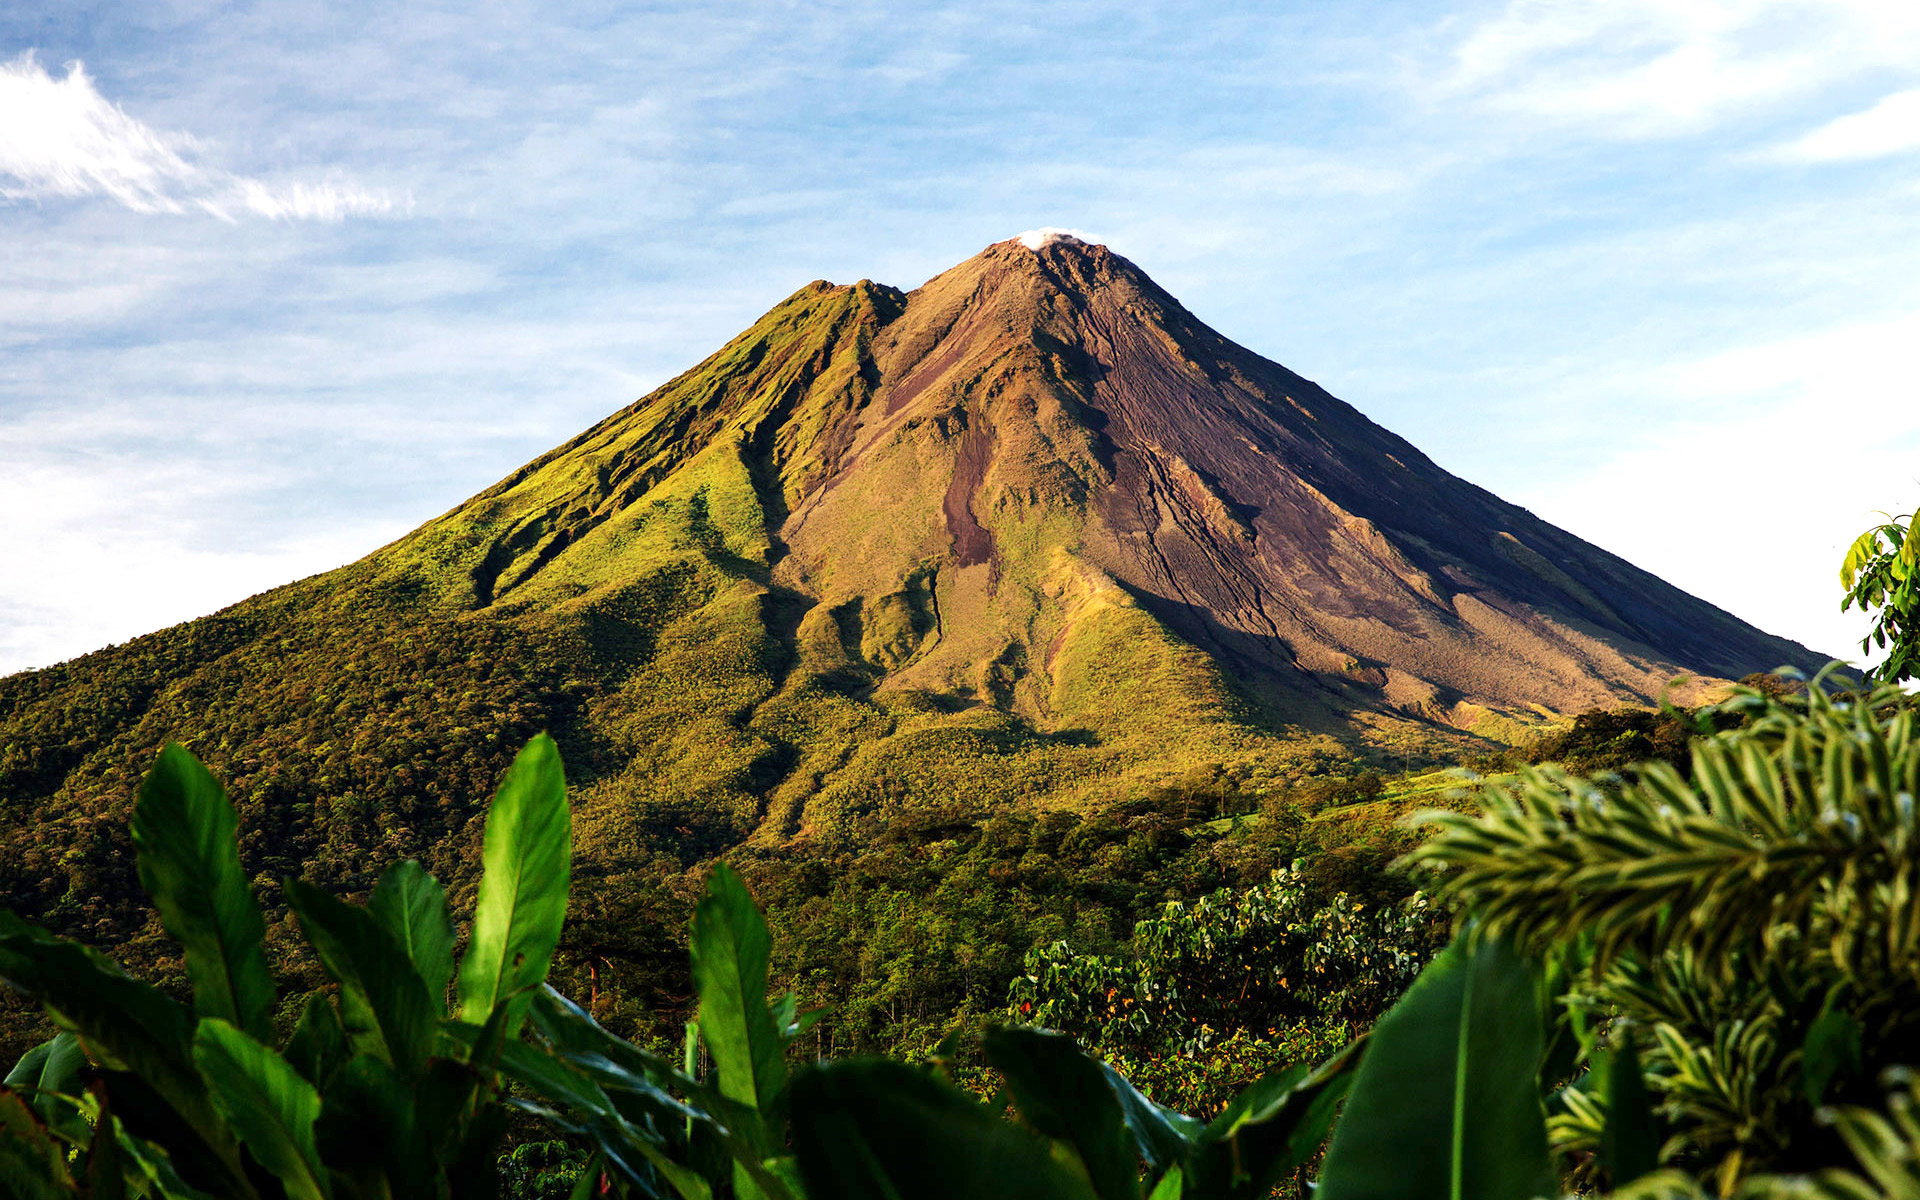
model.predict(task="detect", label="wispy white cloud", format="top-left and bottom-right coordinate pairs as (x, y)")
top-left (0, 52), bottom-right (407, 221)
top-left (1431, 0), bottom-right (1920, 139)
top-left (1777, 89), bottom-right (1920, 162)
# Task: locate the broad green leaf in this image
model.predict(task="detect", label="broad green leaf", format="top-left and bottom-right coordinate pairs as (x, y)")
top-left (5, 1032), bottom-right (90, 1143)
top-left (690, 864), bottom-right (786, 1120)
top-left (4, 1032), bottom-right (86, 1096)
top-left (0, 1088), bottom-right (75, 1197)
top-left (369, 860), bottom-right (455, 1014)
top-left (131, 744), bottom-right (276, 1041)
top-left (1099, 1059), bottom-right (1203, 1177)
top-left (1317, 932), bottom-right (1551, 1200)
top-left (1601, 1037), bottom-right (1659, 1188)
top-left (282, 993), bottom-right (348, 1089)
top-left (314, 1054), bottom-right (423, 1199)
top-left (192, 1019), bottom-right (330, 1200)
top-left (457, 734), bottom-right (571, 1031)
top-left (1191, 1038), bottom-right (1363, 1199)
top-left (1147, 1167), bottom-right (1183, 1200)
top-left (789, 1058), bottom-right (1100, 1200)
top-left (0, 915), bottom-right (235, 1166)
top-left (690, 863), bottom-right (786, 1200)
top-left (285, 879), bottom-right (437, 1081)
top-left (984, 1026), bottom-right (1139, 1200)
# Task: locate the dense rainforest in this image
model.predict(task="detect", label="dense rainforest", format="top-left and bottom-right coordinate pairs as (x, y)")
top-left (2, 654), bottom-right (1916, 1200)
top-left (0, 584), bottom-right (1739, 1078)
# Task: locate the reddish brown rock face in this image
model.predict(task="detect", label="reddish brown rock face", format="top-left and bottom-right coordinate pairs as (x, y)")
top-left (725, 236), bottom-right (1812, 726)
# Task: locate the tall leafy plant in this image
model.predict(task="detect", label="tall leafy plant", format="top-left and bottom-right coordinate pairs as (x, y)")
top-left (492, 864), bottom-right (825, 1200)
top-left (1315, 930), bottom-right (1553, 1200)
top-left (1842, 508), bottom-right (1920, 683)
top-left (509, 862), bottom-right (1383, 1200)
top-left (0, 734), bottom-right (572, 1199)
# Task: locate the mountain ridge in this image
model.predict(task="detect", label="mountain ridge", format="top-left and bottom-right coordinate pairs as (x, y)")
top-left (0, 233), bottom-right (1818, 975)
top-left (360, 233), bottom-right (1813, 733)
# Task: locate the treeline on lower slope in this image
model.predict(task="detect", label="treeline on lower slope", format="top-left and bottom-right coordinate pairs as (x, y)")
top-left (0, 524), bottom-right (1445, 1070)
top-left (0, 567), bottom-right (1768, 1079)
top-left (3, 669), bottom-right (1918, 1200)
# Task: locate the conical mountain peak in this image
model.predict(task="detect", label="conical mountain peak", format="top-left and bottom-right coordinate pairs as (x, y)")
top-left (365, 241), bottom-right (1816, 737)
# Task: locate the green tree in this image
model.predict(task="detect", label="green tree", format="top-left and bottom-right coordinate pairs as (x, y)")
top-left (1008, 868), bottom-right (1436, 1114)
top-left (1841, 508), bottom-right (1920, 682)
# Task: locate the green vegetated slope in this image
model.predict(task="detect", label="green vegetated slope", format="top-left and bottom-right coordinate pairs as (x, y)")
top-left (0, 267), bottom-right (1354, 1059)
top-left (0, 235), bottom-right (1818, 1061)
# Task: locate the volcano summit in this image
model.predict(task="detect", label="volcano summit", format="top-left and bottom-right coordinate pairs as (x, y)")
top-left (0, 235), bottom-right (1818, 908)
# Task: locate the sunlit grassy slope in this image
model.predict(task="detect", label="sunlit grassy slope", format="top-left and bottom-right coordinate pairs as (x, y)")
top-left (0, 270), bottom-right (1410, 997)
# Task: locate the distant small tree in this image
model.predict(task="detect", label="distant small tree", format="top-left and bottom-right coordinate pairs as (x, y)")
top-left (1841, 507), bottom-right (1920, 682)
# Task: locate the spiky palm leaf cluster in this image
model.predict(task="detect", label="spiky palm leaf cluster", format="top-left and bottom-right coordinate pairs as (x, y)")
top-left (1815, 1068), bottom-right (1920, 1200)
top-left (1602, 1071), bottom-right (1920, 1200)
top-left (1408, 679), bottom-right (1920, 1193)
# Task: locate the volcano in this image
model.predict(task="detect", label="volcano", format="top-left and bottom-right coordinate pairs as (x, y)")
top-left (378, 231), bottom-right (1813, 726)
top-left (0, 233), bottom-right (1819, 920)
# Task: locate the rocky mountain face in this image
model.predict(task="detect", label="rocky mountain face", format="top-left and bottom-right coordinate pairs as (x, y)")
top-left (381, 231), bottom-right (1813, 732)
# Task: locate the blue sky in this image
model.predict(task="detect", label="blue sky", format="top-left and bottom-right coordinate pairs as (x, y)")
top-left (4, 0), bottom-right (1919, 675)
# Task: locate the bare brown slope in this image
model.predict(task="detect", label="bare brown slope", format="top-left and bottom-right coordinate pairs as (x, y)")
top-left (764, 235), bottom-right (1819, 725)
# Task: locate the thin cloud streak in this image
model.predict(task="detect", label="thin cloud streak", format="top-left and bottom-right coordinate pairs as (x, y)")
top-left (0, 52), bottom-right (406, 221)
top-left (1430, 0), bottom-right (1920, 139)
top-left (1778, 89), bottom-right (1920, 162)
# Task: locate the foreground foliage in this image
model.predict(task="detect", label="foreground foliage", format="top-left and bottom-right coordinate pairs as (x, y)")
top-left (1413, 676), bottom-right (1920, 1196)
top-left (0, 736), bottom-right (572, 1198)
top-left (7, 668), bottom-right (1918, 1199)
